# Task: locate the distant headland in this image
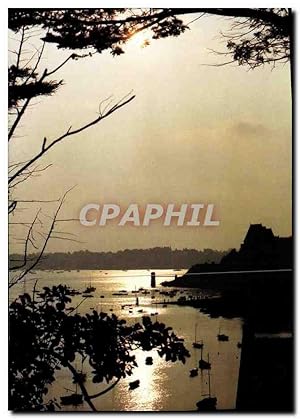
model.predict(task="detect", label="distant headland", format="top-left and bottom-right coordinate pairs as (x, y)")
top-left (162, 224), bottom-right (292, 288)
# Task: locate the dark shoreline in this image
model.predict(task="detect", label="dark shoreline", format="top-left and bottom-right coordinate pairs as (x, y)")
top-left (160, 269), bottom-right (294, 412)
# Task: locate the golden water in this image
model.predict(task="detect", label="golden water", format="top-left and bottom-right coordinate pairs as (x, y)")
top-left (10, 269), bottom-right (243, 411)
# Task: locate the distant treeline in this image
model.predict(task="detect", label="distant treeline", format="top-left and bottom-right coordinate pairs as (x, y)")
top-left (10, 247), bottom-right (229, 270)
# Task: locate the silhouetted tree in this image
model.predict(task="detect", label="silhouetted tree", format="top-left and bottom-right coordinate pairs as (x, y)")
top-left (9, 285), bottom-right (190, 411)
top-left (8, 23), bottom-right (134, 285)
top-left (9, 8), bottom-right (292, 69)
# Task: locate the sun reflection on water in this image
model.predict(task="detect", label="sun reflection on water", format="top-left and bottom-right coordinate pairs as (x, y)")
top-left (123, 351), bottom-right (163, 411)
top-left (11, 269), bottom-right (242, 411)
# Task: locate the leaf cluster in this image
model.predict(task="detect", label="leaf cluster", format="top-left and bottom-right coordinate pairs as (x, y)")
top-left (9, 285), bottom-right (189, 411)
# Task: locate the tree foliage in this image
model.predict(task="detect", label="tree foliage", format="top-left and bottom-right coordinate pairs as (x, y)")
top-left (8, 64), bottom-right (62, 109)
top-left (9, 8), bottom-right (292, 69)
top-left (9, 285), bottom-right (190, 411)
top-left (8, 21), bottom-right (134, 284)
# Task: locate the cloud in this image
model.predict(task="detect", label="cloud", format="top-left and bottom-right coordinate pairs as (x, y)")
top-left (233, 121), bottom-right (270, 138)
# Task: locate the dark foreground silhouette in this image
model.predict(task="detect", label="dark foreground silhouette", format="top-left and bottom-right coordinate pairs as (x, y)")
top-left (162, 224), bottom-right (294, 412)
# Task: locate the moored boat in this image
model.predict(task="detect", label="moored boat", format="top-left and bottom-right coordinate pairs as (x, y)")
top-left (60, 393), bottom-right (83, 406)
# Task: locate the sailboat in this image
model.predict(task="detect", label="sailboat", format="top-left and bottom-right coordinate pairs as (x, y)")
top-left (217, 326), bottom-right (229, 341)
top-left (199, 350), bottom-right (211, 370)
top-left (196, 368), bottom-right (217, 411)
top-left (145, 356), bottom-right (153, 365)
top-left (60, 393), bottom-right (83, 406)
top-left (193, 323), bottom-right (204, 349)
top-left (83, 278), bottom-right (96, 294)
top-left (129, 380), bottom-right (140, 390)
top-left (190, 343), bottom-right (199, 377)
top-left (189, 368), bottom-right (198, 377)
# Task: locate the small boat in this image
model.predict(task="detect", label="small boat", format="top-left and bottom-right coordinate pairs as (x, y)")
top-left (217, 333), bottom-right (229, 342)
top-left (199, 359), bottom-right (211, 370)
top-left (193, 341), bottom-right (204, 349)
top-left (199, 351), bottom-right (211, 370)
top-left (145, 356), bottom-right (153, 365)
top-left (196, 396), bottom-right (217, 411)
top-left (69, 290), bottom-right (81, 296)
top-left (190, 368), bottom-right (198, 377)
top-left (196, 368), bottom-right (217, 411)
top-left (193, 324), bottom-right (204, 349)
top-left (60, 393), bottom-right (83, 406)
top-left (83, 287), bottom-right (96, 293)
top-left (217, 327), bottom-right (229, 341)
top-left (129, 380), bottom-right (140, 390)
top-left (83, 280), bottom-right (96, 294)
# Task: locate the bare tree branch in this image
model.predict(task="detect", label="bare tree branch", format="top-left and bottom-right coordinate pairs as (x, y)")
top-left (8, 94), bottom-right (135, 186)
top-left (9, 208), bottom-right (41, 271)
top-left (9, 187), bottom-right (75, 287)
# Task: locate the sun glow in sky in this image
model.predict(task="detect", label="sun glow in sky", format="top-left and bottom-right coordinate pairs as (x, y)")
top-left (9, 13), bottom-right (292, 253)
top-left (127, 30), bottom-right (150, 49)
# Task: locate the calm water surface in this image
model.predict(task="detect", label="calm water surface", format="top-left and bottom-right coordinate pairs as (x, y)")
top-left (10, 269), bottom-right (243, 411)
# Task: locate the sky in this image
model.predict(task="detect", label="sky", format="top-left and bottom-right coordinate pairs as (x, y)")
top-left (9, 12), bottom-right (292, 253)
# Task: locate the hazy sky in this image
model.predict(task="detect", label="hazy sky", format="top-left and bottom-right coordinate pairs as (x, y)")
top-left (9, 13), bottom-right (292, 253)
